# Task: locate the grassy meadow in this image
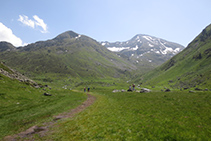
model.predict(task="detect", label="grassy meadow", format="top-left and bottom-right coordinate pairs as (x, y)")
top-left (1, 74), bottom-right (211, 140)
top-left (0, 74), bottom-right (87, 139)
top-left (35, 87), bottom-right (211, 141)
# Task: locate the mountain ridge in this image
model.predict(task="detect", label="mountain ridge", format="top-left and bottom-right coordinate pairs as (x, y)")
top-left (0, 31), bottom-right (136, 81)
top-left (100, 34), bottom-right (185, 68)
top-left (139, 23), bottom-right (211, 89)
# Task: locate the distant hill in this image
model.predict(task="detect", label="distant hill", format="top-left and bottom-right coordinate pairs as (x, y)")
top-left (0, 42), bottom-right (16, 52)
top-left (139, 24), bottom-right (211, 89)
top-left (0, 31), bottom-right (136, 81)
top-left (101, 34), bottom-right (184, 68)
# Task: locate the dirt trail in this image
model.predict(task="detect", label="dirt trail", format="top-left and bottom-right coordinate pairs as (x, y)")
top-left (4, 94), bottom-right (96, 141)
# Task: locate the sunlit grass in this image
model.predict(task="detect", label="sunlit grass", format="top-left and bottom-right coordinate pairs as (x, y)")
top-left (46, 90), bottom-right (211, 140)
top-left (0, 74), bottom-right (87, 139)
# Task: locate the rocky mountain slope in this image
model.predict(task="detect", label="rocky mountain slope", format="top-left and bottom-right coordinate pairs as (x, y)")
top-left (0, 62), bottom-right (38, 86)
top-left (139, 24), bottom-right (211, 89)
top-left (0, 31), bottom-right (136, 80)
top-left (101, 34), bottom-right (184, 67)
top-left (0, 42), bottom-right (16, 52)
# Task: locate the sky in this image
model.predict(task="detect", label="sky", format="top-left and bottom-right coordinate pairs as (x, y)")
top-left (0, 0), bottom-right (211, 47)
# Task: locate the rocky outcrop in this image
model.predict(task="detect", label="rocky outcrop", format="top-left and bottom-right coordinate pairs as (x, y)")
top-left (0, 62), bottom-right (39, 87)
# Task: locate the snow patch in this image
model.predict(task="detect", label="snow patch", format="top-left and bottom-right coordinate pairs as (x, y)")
top-left (149, 43), bottom-right (154, 47)
top-left (75, 34), bottom-right (81, 39)
top-left (174, 48), bottom-right (180, 52)
top-left (101, 42), bottom-right (106, 46)
top-left (107, 47), bottom-right (130, 52)
top-left (155, 51), bottom-right (160, 54)
top-left (160, 47), bottom-right (174, 54)
top-left (143, 36), bottom-right (153, 42)
top-left (132, 45), bottom-right (138, 50)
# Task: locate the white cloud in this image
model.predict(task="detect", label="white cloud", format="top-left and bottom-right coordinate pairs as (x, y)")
top-left (18, 15), bottom-right (35, 28)
top-left (33, 15), bottom-right (48, 33)
top-left (18, 14), bottom-right (48, 33)
top-left (0, 22), bottom-right (23, 47)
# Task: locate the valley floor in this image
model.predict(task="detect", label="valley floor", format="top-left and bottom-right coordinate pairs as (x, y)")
top-left (11, 89), bottom-right (211, 140)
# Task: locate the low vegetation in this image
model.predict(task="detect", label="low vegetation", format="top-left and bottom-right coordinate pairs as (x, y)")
top-left (0, 74), bottom-right (86, 139)
top-left (38, 88), bottom-right (211, 140)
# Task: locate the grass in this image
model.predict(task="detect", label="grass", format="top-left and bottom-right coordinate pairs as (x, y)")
top-left (0, 74), bottom-right (87, 140)
top-left (39, 88), bottom-right (211, 140)
top-left (1, 75), bottom-right (211, 140)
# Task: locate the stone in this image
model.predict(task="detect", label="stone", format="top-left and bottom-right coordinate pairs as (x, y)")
top-left (43, 93), bottom-right (52, 96)
top-left (140, 88), bottom-right (151, 93)
top-left (121, 89), bottom-right (126, 92)
top-left (127, 89), bottom-right (133, 92)
top-left (112, 89), bottom-right (119, 93)
top-left (165, 89), bottom-right (171, 92)
top-left (195, 88), bottom-right (202, 91)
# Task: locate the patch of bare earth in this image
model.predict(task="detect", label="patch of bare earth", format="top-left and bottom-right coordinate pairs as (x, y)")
top-left (4, 94), bottom-right (96, 141)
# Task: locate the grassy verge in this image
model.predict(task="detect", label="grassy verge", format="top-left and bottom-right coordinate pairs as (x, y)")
top-left (43, 89), bottom-right (211, 140)
top-left (0, 74), bottom-right (87, 139)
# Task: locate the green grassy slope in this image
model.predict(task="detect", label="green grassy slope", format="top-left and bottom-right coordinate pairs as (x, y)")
top-left (138, 24), bottom-right (211, 89)
top-left (0, 31), bottom-right (136, 82)
top-left (0, 63), bottom-right (87, 139)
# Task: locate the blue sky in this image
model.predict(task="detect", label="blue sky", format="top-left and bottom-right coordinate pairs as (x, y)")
top-left (0, 0), bottom-right (211, 47)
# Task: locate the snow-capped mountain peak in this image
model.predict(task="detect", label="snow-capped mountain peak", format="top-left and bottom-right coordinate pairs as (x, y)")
top-left (100, 34), bottom-right (184, 66)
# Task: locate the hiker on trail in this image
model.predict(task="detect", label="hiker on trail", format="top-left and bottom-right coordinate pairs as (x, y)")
top-left (132, 84), bottom-right (135, 91)
top-left (84, 87), bottom-right (86, 92)
top-left (88, 87), bottom-right (90, 92)
top-left (127, 85), bottom-right (132, 92)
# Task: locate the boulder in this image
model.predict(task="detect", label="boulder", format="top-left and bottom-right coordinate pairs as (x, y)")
top-left (183, 87), bottom-right (189, 90)
top-left (127, 89), bottom-right (133, 92)
top-left (121, 89), bottom-right (126, 92)
top-left (112, 89), bottom-right (119, 93)
top-left (43, 93), bottom-right (52, 96)
top-left (195, 88), bottom-right (202, 91)
top-left (165, 89), bottom-right (171, 92)
top-left (140, 88), bottom-right (151, 93)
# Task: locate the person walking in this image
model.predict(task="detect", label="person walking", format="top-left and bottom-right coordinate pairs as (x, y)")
top-left (132, 84), bottom-right (135, 91)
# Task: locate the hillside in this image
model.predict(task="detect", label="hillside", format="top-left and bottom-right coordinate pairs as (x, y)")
top-left (139, 24), bottom-right (211, 89)
top-left (101, 34), bottom-right (184, 69)
top-left (0, 62), bottom-right (38, 86)
top-left (0, 31), bottom-right (136, 81)
top-left (0, 42), bottom-right (16, 52)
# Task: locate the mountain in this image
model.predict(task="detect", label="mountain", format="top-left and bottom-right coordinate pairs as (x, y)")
top-left (139, 24), bottom-right (211, 89)
top-left (0, 31), bottom-right (136, 81)
top-left (0, 42), bottom-right (16, 52)
top-left (101, 34), bottom-right (185, 68)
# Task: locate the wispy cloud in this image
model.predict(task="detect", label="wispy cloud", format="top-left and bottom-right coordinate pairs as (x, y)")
top-left (18, 15), bottom-right (48, 33)
top-left (33, 15), bottom-right (48, 33)
top-left (18, 15), bottom-right (35, 28)
top-left (0, 22), bottom-right (24, 47)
